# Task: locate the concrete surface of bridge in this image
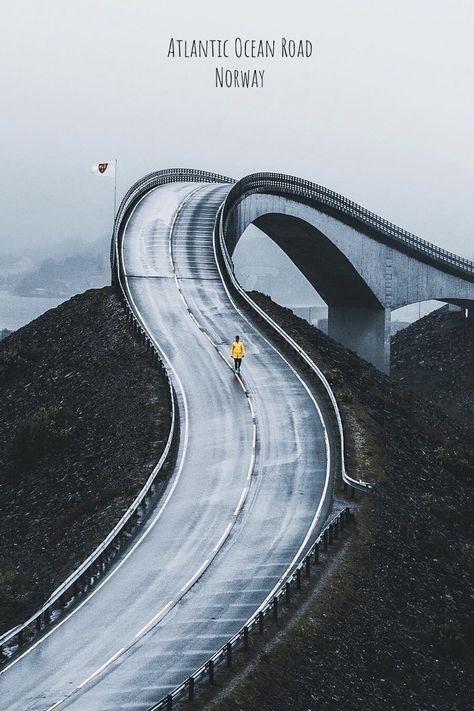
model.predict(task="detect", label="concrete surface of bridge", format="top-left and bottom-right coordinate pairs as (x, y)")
top-left (223, 186), bottom-right (474, 372)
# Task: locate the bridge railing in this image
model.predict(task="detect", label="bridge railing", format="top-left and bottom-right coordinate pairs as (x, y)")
top-left (0, 305), bottom-right (176, 663)
top-left (0, 170), bottom-right (235, 667)
top-left (217, 202), bottom-right (372, 494)
top-left (147, 506), bottom-right (353, 710)
top-left (223, 172), bottom-right (474, 278)
top-left (111, 168), bottom-right (234, 275)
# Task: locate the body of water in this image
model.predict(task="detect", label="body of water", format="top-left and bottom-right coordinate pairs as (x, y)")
top-left (0, 291), bottom-right (66, 331)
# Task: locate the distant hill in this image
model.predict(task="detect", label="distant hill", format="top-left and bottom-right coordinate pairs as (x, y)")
top-left (13, 249), bottom-right (109, 298)
top-left (391, 306), bottom-right (474, 431)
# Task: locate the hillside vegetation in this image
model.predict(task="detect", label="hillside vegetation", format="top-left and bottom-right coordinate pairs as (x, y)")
top-left (210, 296), bottom-right (474, 711)
top-left (0, 287), bottom-right (171, 634)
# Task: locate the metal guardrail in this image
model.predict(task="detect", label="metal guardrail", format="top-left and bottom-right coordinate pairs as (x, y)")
top-left (1, 171), bottom-right (231, 662)
top-left (223, 172), bottom-right (474, 279)
top-left (148, 506), bottom-right (353, 710)
top-left (109, 170), bottom-right (358, 711)
top-left (111, 168), bottom-right (235, 277)
top-left (217, 202), bottom-right (372, 494)
top-left (0, 298), bottom-right (176, 662)
top-left (0, 168), bottom-right (373, 688)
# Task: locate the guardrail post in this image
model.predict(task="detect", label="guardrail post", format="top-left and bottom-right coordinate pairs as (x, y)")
top-left (166, 694), bottom-right (172, 710)
top-left (323, 530), bottom-right (328, 552)
top-left (285, 581), bottom-right (291, 605)
top-left (296, 567), bottom-right (302, 590)
top-left (305, 556), bottom-right (311, 579)
top-left (334, 519), bottom-right (339, 540)
top-left (258, 611), bottom-right (264, 634)
top-left (244, 625), bottom-right (249, 649)
top-left (208, 659), bottom-right (215, 683)
top-left (314, 542), bottom-right (320, 564)
top-left (226, 642), bottom-right (232, 668)
top-left (273, 596), bottom-right (278, 620)
top-left (188, 677), bottom-right (194, 701)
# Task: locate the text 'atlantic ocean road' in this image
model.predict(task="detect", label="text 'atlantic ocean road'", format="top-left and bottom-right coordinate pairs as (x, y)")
top-left (167, 37), bottom-right (314, 88)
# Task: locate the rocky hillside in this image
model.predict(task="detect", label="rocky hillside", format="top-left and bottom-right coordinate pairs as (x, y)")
top-left (392, 306), bottom-right (474, 430)
top-left (0, 287), bottom-right (171, 634)
top-left (211, 294), bottom-right (474, 711)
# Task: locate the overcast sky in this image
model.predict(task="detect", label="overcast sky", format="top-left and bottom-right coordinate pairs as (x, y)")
top-left (1, 0), bottom-right (473, 259)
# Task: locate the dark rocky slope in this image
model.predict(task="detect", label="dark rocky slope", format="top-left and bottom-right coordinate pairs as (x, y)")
top-left (211, 294), bottom-right (474, 711)
top-left (0, 287), bottom-right (171, 634)
top-left (392, 306), bottom-right (474, 431)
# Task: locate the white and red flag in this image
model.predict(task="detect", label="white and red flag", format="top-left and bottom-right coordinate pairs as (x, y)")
top-left (91, 161), bottom-right (116, 177)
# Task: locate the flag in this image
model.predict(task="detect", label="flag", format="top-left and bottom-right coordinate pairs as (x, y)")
top-left (91, 161), bottom-right (116, 177)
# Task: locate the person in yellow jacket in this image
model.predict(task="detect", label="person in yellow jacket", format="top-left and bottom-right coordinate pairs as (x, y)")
top-left (231, 335), bottom-right (245, 373)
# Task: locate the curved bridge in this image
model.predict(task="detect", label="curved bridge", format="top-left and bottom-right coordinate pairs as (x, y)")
top-left (1, 168), bottom-right (469, 710)
top-left (114, 170), bottom-right (474, 373)
top-left (220, 173), bottom-right (474, 372)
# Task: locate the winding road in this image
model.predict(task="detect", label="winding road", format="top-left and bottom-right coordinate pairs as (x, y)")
top-left (0, 180), bottom-right (333, 710)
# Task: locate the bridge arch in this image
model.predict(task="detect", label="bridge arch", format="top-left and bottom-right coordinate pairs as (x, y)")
top-left (110, 168), bottom-right (474, 374)
top-left (222, 185), bottom-right (474, 373)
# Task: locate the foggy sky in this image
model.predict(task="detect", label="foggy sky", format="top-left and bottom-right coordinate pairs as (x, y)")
top-left (1, 0), bottom-right (473, 258)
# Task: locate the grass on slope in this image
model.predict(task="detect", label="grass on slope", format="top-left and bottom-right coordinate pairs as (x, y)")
top-left (208, 293), bottom-right (474, 711)
top-left (0, 287), bottom-right (171, 634)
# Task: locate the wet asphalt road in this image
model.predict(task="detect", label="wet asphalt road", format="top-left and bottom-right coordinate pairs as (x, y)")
top-left (0, 182), bottom-right (332, 710)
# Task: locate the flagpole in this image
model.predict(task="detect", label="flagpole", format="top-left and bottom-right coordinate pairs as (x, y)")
top-left (113, 159), bottom-right (118, 223)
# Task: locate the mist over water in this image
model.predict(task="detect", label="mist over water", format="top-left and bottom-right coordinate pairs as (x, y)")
top-left (1, 0), bottom-right (473, 261)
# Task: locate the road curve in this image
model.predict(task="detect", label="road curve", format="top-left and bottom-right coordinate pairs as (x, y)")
top-left (0, 180), bottom-right (333, 710)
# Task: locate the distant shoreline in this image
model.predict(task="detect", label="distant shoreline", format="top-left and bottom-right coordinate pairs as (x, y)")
top-left (0, 290), bottom-right (66, 332)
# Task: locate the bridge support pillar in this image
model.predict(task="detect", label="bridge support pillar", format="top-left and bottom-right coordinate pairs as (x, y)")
top-left (328, 306), bottom-right (391, 374)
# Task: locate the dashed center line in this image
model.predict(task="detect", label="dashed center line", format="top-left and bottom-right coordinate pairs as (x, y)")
top-left (213, 522), bottom-right (233, 552)
top-left (135, 601), bottom-right (174, 638)
top-left (45, 700), bottom-right (64, 711)
top-left (180, 560), bottom-right (210, 593)
top-left (77, 647), bottom-right (125, 689)
top-left (233, 487), bottom-right (248, 516)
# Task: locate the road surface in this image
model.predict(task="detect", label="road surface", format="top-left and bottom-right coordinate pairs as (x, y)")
top-left (0, 181), bottom-right (332, 710)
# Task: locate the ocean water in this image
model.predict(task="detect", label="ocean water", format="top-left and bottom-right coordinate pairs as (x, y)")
top-left (0, 291), bottom-right (66, 331)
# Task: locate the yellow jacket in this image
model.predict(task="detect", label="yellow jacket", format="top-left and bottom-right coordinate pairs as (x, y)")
top-left (231, 340), bottom-right (245, 358)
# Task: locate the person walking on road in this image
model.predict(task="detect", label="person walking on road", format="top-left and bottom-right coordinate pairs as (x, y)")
top-left (231, 335), bottom-right (245, 373)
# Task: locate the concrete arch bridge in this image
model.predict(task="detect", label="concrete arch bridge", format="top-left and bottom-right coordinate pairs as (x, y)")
top-left (218, 173), bottom-right (474, 372)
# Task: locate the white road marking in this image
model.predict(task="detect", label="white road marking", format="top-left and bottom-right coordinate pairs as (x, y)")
top-left (248, 397), bottom-right (255, 418)
top-left (45, 700), bottom-right (64, 711)
top-left (247, 452), bottom-right (255, 481)
top-left (4, 182), bottom-right (330, 710)
top-left (0, 192), bottom-right (193, 676)
top-left (235, 373), bottom-right (246, 391)
top-left (180, 560), bottom-right (210, 593)
top-left (212, 208), bottom-right (332, 611)
top-left (212, 522), bottom-right (233, 553)
top-left (134, 601), bottom-right (174, 638)
top-left (77, 647), bottom-right (125, 689)
top-left (233, 487), bottom-right (248, 516)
